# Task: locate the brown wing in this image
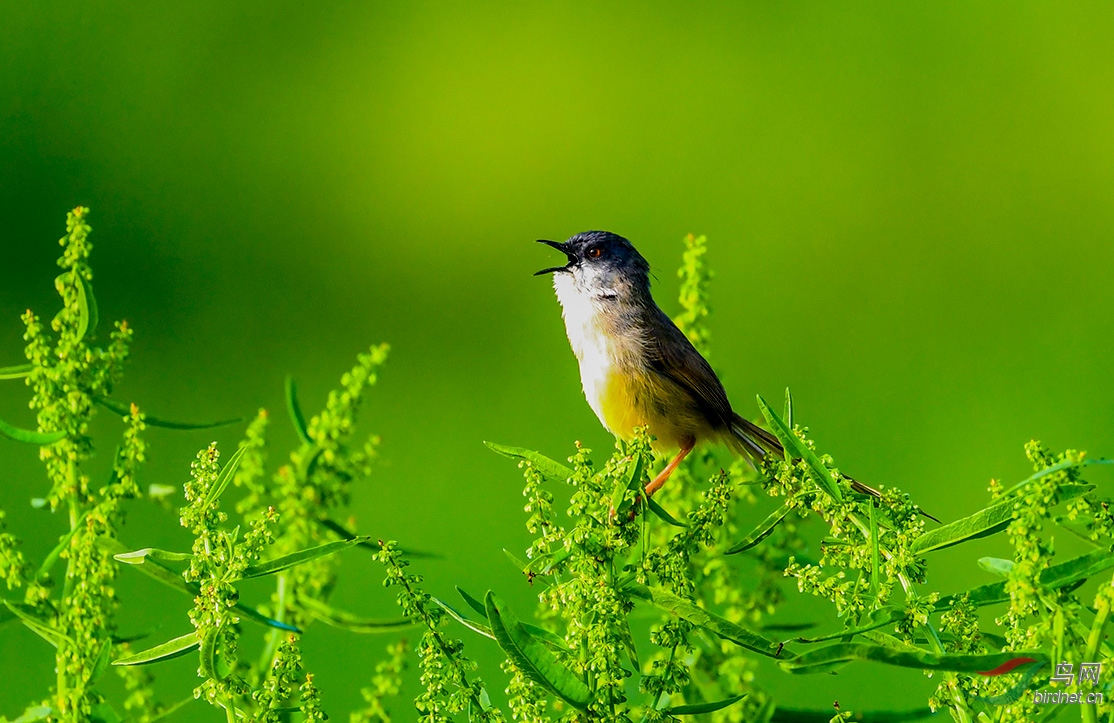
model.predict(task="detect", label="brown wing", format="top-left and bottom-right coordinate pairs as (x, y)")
top-left (644, 307), bottom-right (735, 428)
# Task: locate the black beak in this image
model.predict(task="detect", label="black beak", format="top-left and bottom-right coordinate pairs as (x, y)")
top-left (534, 239), bottom-right (576, 276)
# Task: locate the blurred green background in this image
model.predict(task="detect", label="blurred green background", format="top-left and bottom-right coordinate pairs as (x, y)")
top-left (2, 2), bottom-right (1112, 719)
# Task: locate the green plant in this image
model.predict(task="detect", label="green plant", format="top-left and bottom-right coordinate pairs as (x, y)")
top-left (1, 214), bottom-right (1111, 723)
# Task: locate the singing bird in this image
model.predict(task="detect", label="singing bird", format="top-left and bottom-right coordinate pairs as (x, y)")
top-left (535, 231), bottom-right (782, 497)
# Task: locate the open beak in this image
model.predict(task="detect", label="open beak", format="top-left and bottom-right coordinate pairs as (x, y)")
top-left (534, 239), bottom-right (576, 276)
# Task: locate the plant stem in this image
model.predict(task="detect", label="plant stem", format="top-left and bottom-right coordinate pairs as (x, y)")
top-left (1080, 587), bottom-right (1111, 723)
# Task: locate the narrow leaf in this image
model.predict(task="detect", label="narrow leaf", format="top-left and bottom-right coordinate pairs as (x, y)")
top-left (0, 416), bottom-right (65, 445)
top-left (434, 597), bottom-right (495, 639)
top-left (299, 596), bottom-right (412, 634)
top-left (503, 548), bottom-right (529, 573)
top-left (232, 603), bottom-right (301, 633)
top-left (626, 584), bottom-right (787, 659)
top-left (484, 442), bottom-right (574, 484)
top-left (485, 591), bottom-right (590, 710)
top-left (88, 638), bottom-right (114, 686)
top-left (725, 503), bottom-right (792, 555)
top-left (75, 272), bottom-right (99, 341)
top-left (868, 501), bottom-right (881, 600)
top-left (796, 607), bottom-right (905, 644)
top-left (237, 536), bottom-right (371, 580)
top-left (91, 702), bottom-right (122, 723)
top-left (756, 395), bottom-right (842, 502)
top-left (0, 363), bottom-right (32, 381)
top-left (780, 642), bottom-right (1046, 675)
top-left (783, 387), bottom-right (793, 428)
top-left (977, 557), bottom-right (1015, 577)
top-left (144, 696), bottom-right (195, 723)
top-left (911, 483), bottom-right (1093, 555)
top-left (113, 548), bottom-right (193, 565)
top-left (457, 586), bottom-right (489, 618)
top-left (436, 595), bottom-right (566, 650)
top-left (112, 632), bottom-right (200, 666)
top-left (94, 397), bottom-right (241, 431)
top-left (314, 517), bottom-right (439, 558)
top-left (202, 444), bottom-right (249, 506)
top-left (646, 497), bottom-right (687, 527)
top-left (610, 452), bottom-right (646, 518)
top-left (101, 536), bottom-right (300, 632)
top-left (998, 458), bottom-right (1114, 499)
top-left (198, 628), bottom-right (217, 679)
top-left (665, 693), bottom-right (747, 715)
top-left (36, 511), bottom-right (90, 579)
top-left (3, 601), bottom-right (70, 648)
top-left (285, 377), bottom-right (312, 445)
top-left (7, 705), bottom-right (53, 723)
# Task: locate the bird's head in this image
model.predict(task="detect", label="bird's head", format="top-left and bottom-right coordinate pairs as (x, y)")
top-left (535, 231), bottom-right (650, 301)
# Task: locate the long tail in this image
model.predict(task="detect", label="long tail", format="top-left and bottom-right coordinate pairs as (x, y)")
top-left (728, 412), bottom-right (783, 466)
top-left (728, 412), bottom-right (908, 512)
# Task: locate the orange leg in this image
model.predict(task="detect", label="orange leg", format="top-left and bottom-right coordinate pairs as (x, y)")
top-left (644, 438), bottom-right (695, 499)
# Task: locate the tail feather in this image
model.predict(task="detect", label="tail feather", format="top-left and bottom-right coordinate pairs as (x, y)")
top-left (729, 411), bottom-right (940, 522)
top-left (729, 413), bottom-right (784, 466)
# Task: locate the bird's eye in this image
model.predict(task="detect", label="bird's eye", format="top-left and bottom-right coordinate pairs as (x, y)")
top-left (586, 247), bottom-right (602, 259)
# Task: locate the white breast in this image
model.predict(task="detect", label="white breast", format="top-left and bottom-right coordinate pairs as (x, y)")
top-left (553, 274), bottom-right (616, 430)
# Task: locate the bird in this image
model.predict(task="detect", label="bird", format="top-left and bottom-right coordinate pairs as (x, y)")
top-left (535, 230), bottom-right (782, 498)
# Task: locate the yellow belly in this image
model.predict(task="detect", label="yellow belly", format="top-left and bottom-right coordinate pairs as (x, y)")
top-left (598, 369), bottom-right (644, 441)
top-left (591, 366), bottom-right (707, 451)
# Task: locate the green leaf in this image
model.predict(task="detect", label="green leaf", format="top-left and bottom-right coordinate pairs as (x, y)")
top-left (199, 628), bottom-right (217, 679)
top-left (113, 548), bottom-right (193, 565)
top-left (725, 502), bottom-right (792, 555)
top-left (434, 597), bottom-right (496, 639)
top-left (0, 363), bottom-right (32, 381)
top-left (439, 593), bottom-right (569, 650)
top-left (779, 642), bottom-right (1046, 675)
top-left (143, 696), bottom-right (195, 723)
top-left (285, 376), bottom-right (313, 445)
top-left (664, 694), bottom-right (747, 715)
top-left (112, 631), bottom-right (200, 666)
top-left (313, 517), bottom-right (439, 559)
top-left (3, 600), bottom-right (70, 648)
top-left (626, 584), bottom-right (787, 659)
top-left (75, 272), bottom-right (99, 341)
top-left (484, 442), bottom-right (574, 484)
top-left (202, 444), bottom-right (249, 506)
top-left (783, 387), bottom-right (794, 428)
top-left (756, 395), bottom-right (842, 502)
top-left (5, 705), bottom-right (52, 723)
top-left (646, 496), bottom-right (687, 527)
top-left (0, 415), bottom-right (65, 445)
top-left (101, 536), bottom-right (300, 632)
top-left (617, 614), bottom-right (639, 670)
top-left (36, 511), bottom-right (90, 579)
top-left (298, 596), bottom-right (412, 634)
top-left (231, 602), bottom-right (300, 632)
top-left (457, 586), bottom-right (489, 618)
top-left (503, 547), bottom-right (529, 573)
top-left (88, 638), bottom-right (114, 686)
top-left (911, 483), bottom-right (1093, 555)
top-left (795, 607), bottom-right (905, 644)
top-left (237, 536), bottom-right (371, 579)
top-left (90, 702), bottom-right (121, 723)
top-left (94, 397), bottom-right (241, 430)
top-left (868, 501), bottom-right (881, 600)
top-left (610, 451), bottom-right (646, 518)
top-left (977, 557), bottom-right (1015, 577)
top-left (485, 591), bottom-right (590, 710)
top-left (998, 458), bottom-right (1114, 499)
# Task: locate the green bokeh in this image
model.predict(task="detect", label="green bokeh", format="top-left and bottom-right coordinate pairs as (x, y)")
top-left (2, 2), bottom-right (1112, 718)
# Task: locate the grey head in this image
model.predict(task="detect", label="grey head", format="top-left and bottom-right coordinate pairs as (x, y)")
top-left (534, 231), bottom-right (651, 299)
